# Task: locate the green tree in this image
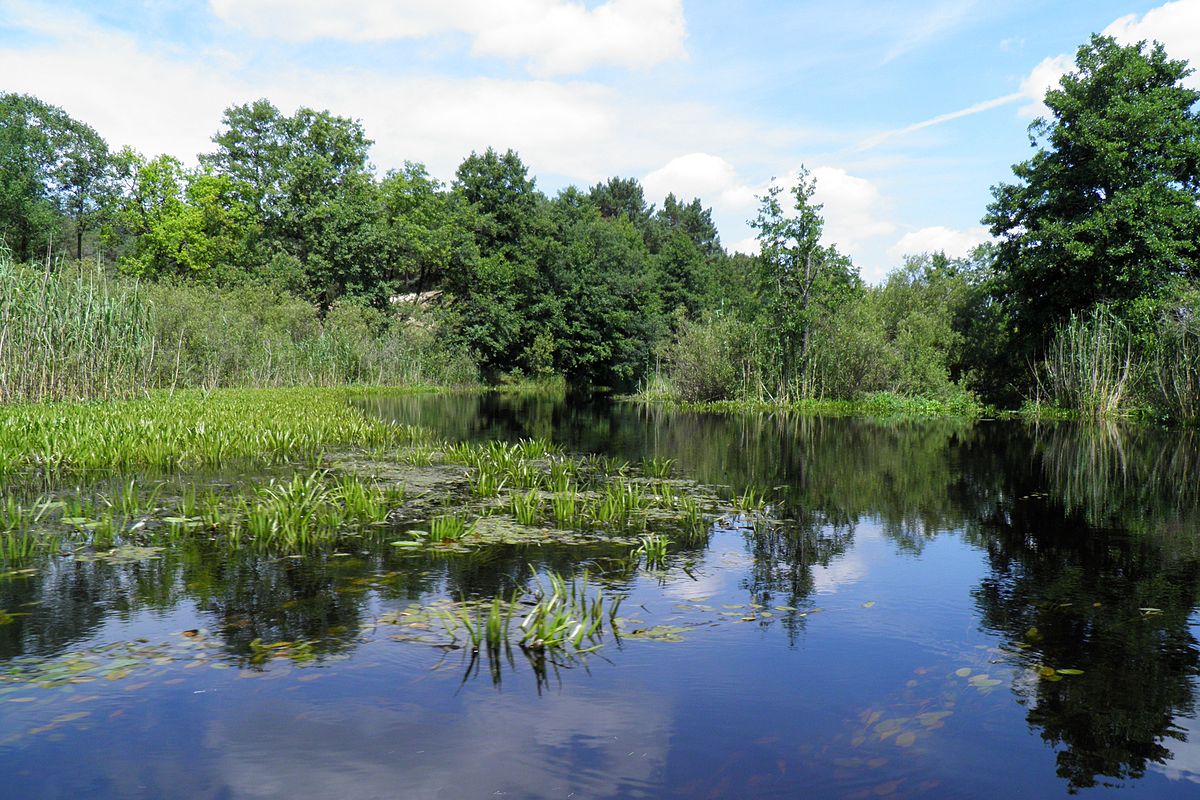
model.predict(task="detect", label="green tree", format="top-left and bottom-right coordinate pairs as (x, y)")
top-left (588, 176), bottom-right (653, 229)
top-left (751, 169), bottom-right (860, 399)
top-left (985, 35), bottom-right (1200, 351)
top-left (0, 94), bottom-right (58, 261)
top-left (116, 154), bottom-right (254, 282)
top-left (379, 163), bottom-right (479, 294)
top-left (0, 94), bottom-right (118, 261)
top-left (203, 100), bottom-right (388, 306)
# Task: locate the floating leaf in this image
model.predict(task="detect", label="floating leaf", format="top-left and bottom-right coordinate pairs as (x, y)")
top-left (895, 732), bottom-right (917, 748)
top-left (954, 667), bottom-right (971, 678)
top-left (1038, 666), bottom-right (1057, 679)
top-left (862, 601), bottom-right (876, 608)
top-left (1057, 668), bottom-right (1085, 676)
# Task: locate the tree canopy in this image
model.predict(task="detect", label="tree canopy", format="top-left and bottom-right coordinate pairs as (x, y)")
top-left (985, 35), bottom-right (1200, 350)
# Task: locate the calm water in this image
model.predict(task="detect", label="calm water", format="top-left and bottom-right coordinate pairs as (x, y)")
top-left (3, 393), bottom-right (1200, 799)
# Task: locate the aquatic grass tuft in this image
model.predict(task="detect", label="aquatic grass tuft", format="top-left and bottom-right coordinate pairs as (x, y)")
top-left (427, 513), bottom-right (476, 542)
top-left (509, 490), bottom-right (542, 526)
top-left (634, 534), bottom-right (670, 569)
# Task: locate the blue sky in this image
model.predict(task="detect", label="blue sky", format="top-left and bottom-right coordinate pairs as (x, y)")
top-left (2, 0), bottom-right (1198, 280)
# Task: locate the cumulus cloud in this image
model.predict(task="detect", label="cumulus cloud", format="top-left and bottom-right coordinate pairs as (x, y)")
top-left (1017, 54), bottom-right (1073, 117)
top-left (642, 153), bottom-right (756, 211)
top-left (1104, 0), bottom-right (1200, 71)
top-left (0, 5), bottom-right (751, 186)
top-left (1018, 0), bottom-right (1200, 117)
top-left (887, 225), bottom-right (991, 260)
top-left (207, 0), bottom-right (688, 76)
top-left (807, 167), bottom-right (897, 252)
top-left (642, 157), bottom-right (895, 260)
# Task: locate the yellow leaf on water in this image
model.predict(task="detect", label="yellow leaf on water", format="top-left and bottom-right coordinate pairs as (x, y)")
top-left (954, 668), bottom-right (972, 678)
top-left (895, 732), bottom-right (916, 748)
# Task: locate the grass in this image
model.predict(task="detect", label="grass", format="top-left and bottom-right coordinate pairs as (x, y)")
top-left (519, 571), bottom-right (621, 652)
top-left (1035, 308), bottom-right (1136, 418)
top-left (626, 390), bottom-right (989, 419)
top-left (633, 534), bottom-right (670, 569)
top-left (426, 513), bottom-right (476, 543)
top-left (0, 387), bottom-right (422, 476)
top-left (0, 256), bottom-right (153, 404)
top-left (510, 490), bottom-right (542, 526)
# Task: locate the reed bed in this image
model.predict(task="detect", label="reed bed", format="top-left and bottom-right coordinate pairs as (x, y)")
top-left (0, 255), bottom-right (154, 403)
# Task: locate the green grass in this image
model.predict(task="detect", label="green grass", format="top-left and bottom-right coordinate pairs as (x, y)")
top-left (627, 390), bottom-right (990, 419)
top-left (0, 387), bottom-right (423, 476)
top-left (0, 257), bottom-right (153, 404)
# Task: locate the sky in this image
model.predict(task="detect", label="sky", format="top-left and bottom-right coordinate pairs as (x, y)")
top-left (2, 0), bottom-right (1199, 282)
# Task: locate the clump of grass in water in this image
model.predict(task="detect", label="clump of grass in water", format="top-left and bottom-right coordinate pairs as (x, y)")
top-left (427, 513), bottom-right (476, 542)
top-left (633, 534), bottom-right (670, 569)
top-left (519, 571), bottom-right (621, 652)
top-left (551, 486), bottom-right (582, 528)
top-left (0, 531), bottom-right (39, 563)
top-left (509, 490), bottom-right (542, 526)
top-left (445, 594), bottom-right (518, 654)
top-left (469, 465), bottom-right (507, 497)
top-left (642, 457), bottom-right (675, 479)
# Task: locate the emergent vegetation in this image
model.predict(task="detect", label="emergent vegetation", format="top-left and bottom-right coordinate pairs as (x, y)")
top-left (1, 34), bottom-right (1198, 422)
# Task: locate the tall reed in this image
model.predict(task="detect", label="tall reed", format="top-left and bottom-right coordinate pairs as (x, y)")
top-left (0, 253), bottom-right (154, 403)
top-left (1035, 308), bottom-right (1136, 418)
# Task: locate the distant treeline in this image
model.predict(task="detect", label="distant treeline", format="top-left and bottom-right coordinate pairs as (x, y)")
top-left (1, 34), bottom-right (1199, 418)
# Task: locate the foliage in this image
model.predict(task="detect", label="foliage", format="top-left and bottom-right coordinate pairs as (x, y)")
top-left (1034, 307), bottom-right (1137, 418)
top-left (986, 35), bottom-right (1200, 352)
top-left (662, 314), bottom-right (745, 402)
top-left (0, 252), bottom-right (153, 403)
top-left (0, 93), bottom-right (119, 261)
top-left (750, 169), bottom-right (861, 400)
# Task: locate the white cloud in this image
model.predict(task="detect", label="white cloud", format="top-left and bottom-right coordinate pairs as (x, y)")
top-left (1018, 54), bottom-right (1073, 117)
top-left (0, 6), bottom-right (757, 188)
top-left (808, 166), bottom-right (897, 252)
top-left (0, 4), bottom-right (239, 162)
top-left (1104, 0), bottom-right (1200, 70)
top-left (1018, 0), bottom-right (1200, 118)
top-left (887, 225), bottom-right (991, 260)
top-left (642, 153), bottom-right (756, 211)
top-left (208, 0), bottom-right (688, 76)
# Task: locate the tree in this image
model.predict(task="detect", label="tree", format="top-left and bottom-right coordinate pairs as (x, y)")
top-left (588, 177), bottom-right (653, 229)
top-left (0, 94), bottom-right (118, 261)
top-left (751, 169), bottom-right (860, 399)
top-left (985, 35), bottom-right (1200, 351)
top-left (204, 100), bottom-right (388, 306)
top-left (379, 163), bottom-right (479, 294)
top-left (0, 94), bottom-right (58, 261)
top-left (116, 154), bottom-right (254, 282)
top-left (453, 148), bottom-right (541, 257)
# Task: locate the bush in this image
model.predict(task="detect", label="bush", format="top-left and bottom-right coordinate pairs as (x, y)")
top-left (664, 315), bottom-right (744, 402)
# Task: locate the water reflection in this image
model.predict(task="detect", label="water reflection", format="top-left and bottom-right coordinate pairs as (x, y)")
top-left (2, 394), bottom-right (1200, 796)
top-left (363, 393), bottom-right (1200, 792)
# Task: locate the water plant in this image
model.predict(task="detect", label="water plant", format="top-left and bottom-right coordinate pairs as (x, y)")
top-left (519, 571), bottom-right (620, 652)
top-left (642, 457), bottom-right (675, 479)
top-left (634, 534), bottom-right (670, 569)
top-left (510, 490), bottom-right (542, 526)
top-left (551, 486), bottom-right (581, 528)
top-left (427, 513), bottom-right (476, 542)
top-left (0, 387), bottom-right (415, 476)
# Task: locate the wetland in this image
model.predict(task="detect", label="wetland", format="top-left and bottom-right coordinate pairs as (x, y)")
top-left (2, 389), bottom-right (1200, 798)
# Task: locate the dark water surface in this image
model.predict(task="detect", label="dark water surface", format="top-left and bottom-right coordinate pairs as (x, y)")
top-left (4, 393), bottom-right (1200, 799)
